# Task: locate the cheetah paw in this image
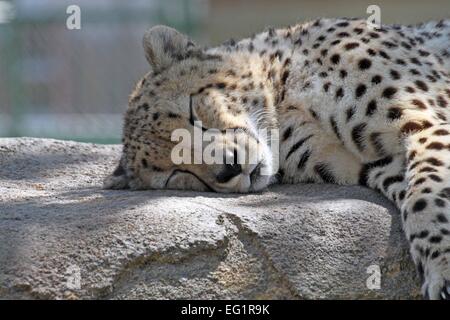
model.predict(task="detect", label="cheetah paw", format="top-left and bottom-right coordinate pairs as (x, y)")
top-left (424, 276), bottom-right (450, 300)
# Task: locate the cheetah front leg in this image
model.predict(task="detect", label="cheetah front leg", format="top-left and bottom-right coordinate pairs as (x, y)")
top-left (361, 124), bottom-right (450, 299)
top-left (401, 124), bottom-right (450, 299)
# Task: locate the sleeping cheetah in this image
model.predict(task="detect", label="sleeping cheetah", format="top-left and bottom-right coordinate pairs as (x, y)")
top-left (104, 18), bottom-right (450, 299)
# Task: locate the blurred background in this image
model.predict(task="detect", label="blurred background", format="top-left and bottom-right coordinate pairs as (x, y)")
top-left (0, 0), bottom-right (449, 144)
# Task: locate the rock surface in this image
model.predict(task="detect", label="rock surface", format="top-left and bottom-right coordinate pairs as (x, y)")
top-left (0, 138), bottom-right (421, 299)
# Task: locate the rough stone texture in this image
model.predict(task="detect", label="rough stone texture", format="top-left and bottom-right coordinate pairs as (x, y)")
top-left (0, 138), bottom-right (421, 299)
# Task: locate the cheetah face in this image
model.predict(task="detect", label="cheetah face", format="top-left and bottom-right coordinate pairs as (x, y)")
top-left (106, 26), bottom-right (276, 193)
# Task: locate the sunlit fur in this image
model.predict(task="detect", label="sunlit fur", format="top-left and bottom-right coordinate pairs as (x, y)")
top-left (105, 18), bottom-right (450, 299)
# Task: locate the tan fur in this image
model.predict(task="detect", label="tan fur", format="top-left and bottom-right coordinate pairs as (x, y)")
top-left (105, 18), bottom-right (450, 299)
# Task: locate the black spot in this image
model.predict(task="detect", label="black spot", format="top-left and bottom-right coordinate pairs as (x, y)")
top-left (402, 210), bottom-right (408, 222)
top-left (351, 123), bottom-right (367, 152)
top-left (429, 236), bottom-right (442, 243)
top-left (411, 99), bottom-right (427, 110)
top-left (382, 87), bottom-right (397, 99)
top-left (282, 126), bottom-right (293, 141)
top-left (344, 42), bottom-right (360, 50)
top-left (366, 100), bottom-right (377, 116)
top-left (330, 116), bottom-right (341, 140)
top-left (409, 69), bottom-right (420, 76)
top-left (355, 84), bottom-right (367, 98)
top-left (440, 188), bottom-right (450, 199)
top-left (336, 21), bottom-right (349, 27)
top-left (330, 39), bottom-right (341, 46)
top-left (412, 199), bottom-right (427, 212)
top-left (359, 156), bottom-right (393, 186)
top-left (429, 174), bottom-right (443, 182)
top-left (435, 198), bottom-right (446, 207)
top-left (330, 54), bottom-right (340, 64)
top-left (390, 69), bottom-right (401, 80)
top-left (310, 109), bottom-right (319, 120)
top-left (152, 165), bottom-right (163, 172)
top-left (168, 112), bottom-right (180, 118)
top-left (316, 35), bottom-right (326, 41)
top-left (382, 41), bottom-right (398, 48)
top-left (437, 95), bottom-right (448, 108)
top-left (216, 82), bottom-right (226, 89)
top-left (286, 134), bottom-right (314, 160)
top-left (434, 129), bottom-right (449, 136)
top-left (340, 70), bottom-right (347, 78)
top-left (387, 107), bottom-right (402, 120)
top-left (358, 58), bottom-right (372, 70)
top-left (371, 75), bottom-right (382, 84)
top-left (414, 177), bottom-right (427, 186)
top-left (427, 142), bottom-right (444, 150)
top-left (370, 132), bottom-right (385, 155)
top-left (410, 230), bottom-right (429, 242)
top-left (417, 261), bottom-right (424, 278)
top-left (422, 188), bottom-right (432, 194)
top-left (152, 112), bottom-right (160, 121)
top-left (401, 41), bottom-right (412, 50)
top-left (415, 80), bottom-right (428, 92)
top-left (314, 163), bottom-right (336, 183)
top-left (337, 32), bottom-right (350, 38)
top-left (138, 103), bottom-right (150, 111)
top-left (335, 87), bottom-right (344, 100)
top-left (410, 57), bottom-right (421, 66)
top-left (379, 50), bottom-right (390, 60)
top-left (431, 251), bottom-right (441, 259)
top-left (401, 121), bottom-right (423, 134)
top-left (141, 158), bottom-right (148, 168)
top-left (382, 175), bottom-right (404, 191)
top-left (346, 107), bottom-right (355, 122)
top-left (366, 48), bottom-right (376, 56)
top-left (426, 158), bottom-right (444, 167)
top-left (297, 149), bottom-right (311, 170)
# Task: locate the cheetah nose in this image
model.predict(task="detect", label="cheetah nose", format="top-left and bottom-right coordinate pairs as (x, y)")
top-left (216, 163), bottom-right (242, 184)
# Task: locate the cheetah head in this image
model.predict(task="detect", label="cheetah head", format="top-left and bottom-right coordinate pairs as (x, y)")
top-left (104, 26), bottom-right (280, 193)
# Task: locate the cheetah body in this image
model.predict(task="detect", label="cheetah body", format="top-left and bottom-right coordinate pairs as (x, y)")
top-left (106, 18), bottom-right (450, 299)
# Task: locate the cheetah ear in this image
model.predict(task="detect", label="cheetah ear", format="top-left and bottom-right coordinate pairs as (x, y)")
top-left (143, 25), bottom-right (195, 72)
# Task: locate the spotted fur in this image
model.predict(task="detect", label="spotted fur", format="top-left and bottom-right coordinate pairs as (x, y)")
top-left (105, 18), bottom-right (450, 299)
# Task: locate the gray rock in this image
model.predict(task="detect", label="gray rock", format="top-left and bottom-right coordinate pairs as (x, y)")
top-left (0, 138), bottom-right (421, 299)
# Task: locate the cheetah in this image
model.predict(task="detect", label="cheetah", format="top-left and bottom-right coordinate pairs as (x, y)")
top-left (104, 18), bottom-right (450, 299)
